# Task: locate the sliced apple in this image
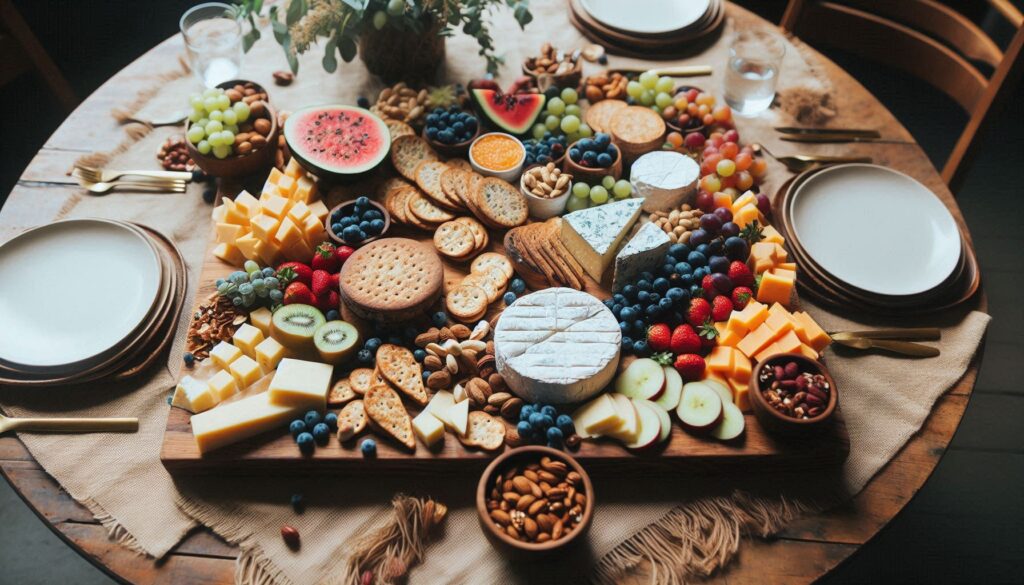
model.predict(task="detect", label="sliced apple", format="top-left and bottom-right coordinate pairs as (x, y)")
top-left (655, 366), bottom-right (683, 411)
top-left (641, 399), bottom-right (673, 444)
top-left (710, 400), bottom-right (746, 441)
top-left (615, 358), bottom-right (666, 401)
top-left (700, 379), bottom-right (734, 405)
top-left (605, 393), bottom-right (639, 442)
top-left (624, 399), bottom-right (662, 450)
top-left (676, 382), bottom-right (724, 433)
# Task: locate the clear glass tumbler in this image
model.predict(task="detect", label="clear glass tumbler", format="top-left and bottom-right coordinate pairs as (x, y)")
top-left (723, 30), bottom-right (786, 116)
top-left (180, 2), bottom-right (242, 88)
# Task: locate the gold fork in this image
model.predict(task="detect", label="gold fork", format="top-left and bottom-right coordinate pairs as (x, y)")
top-left (74, 165), bottom-right (193, 183)
top-left (76, 178), bottom-right (187, 195)
top-left (750, 143), bottom-right (872, 173)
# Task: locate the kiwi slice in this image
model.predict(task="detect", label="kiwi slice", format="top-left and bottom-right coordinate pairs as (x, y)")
top-left (313, 321), bottom-right (361, 364)
top-left (271, 304), bottom-right (326, 353)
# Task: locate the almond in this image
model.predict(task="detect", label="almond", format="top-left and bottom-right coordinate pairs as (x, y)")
top-left (426, 370), bottom-right (451, 389)
top-left (423, 354), bottom-right (443, 371)
top-left (450, 323), bottom-right (471, 339)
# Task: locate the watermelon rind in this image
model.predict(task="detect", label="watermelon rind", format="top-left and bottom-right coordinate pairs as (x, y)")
top-left (470, 89), bottom-right (546, 136)
top-left (284, 105), bottom-right (391, 181)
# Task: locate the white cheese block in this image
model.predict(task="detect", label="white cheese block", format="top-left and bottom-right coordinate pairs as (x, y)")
top-left (572, 393), bottom-right (622, 437)
top-left (495, 288), bottom-right (621, 404)
top-left (446, 398), bottom-right (470, 436)
top-left (560, 198), bottom-right (643, 281)
top-left (412, 410), bottom-right (445, 447)
top-left (172, 376), bottom-right (217, 414)
top-left (267, 358), bottom-right (334, 410)
top-left (425, 390), bottom-right (456, 427)
top-left (613, 222), bottom-right (671, 291)
top-left (453, 383), bottom-right (468, 403)
top-left (605, 393), bottom-right (640, 443)
top-left (630, 151), bottom-right (699, 212)
top-left (191, 392), bottom-right (302, 454)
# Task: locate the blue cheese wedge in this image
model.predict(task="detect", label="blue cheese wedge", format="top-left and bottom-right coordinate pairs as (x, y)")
top-left (559, 198), bottom-right (643, 281)
top-left (630, 151), bottom-right (699, 212)
top-left (613, 222), bottom-right (671, 291)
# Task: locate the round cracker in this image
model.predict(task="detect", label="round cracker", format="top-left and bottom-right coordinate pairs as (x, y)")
top-left (461, 273), bottom-right (503, 304)
top-left (348, 368), bottom-right (375, 395)
top-left (454, 216), bottom-right (487, 250)
top-left (445, 158), bottom-right (473, 172)
top-left (415, 161), bottom-right (459, 210)
top-left (386, 185), bottom-right (415, 224)
top-left (385, 119), bottom-right (415, 141)
top-left (446, 284), bottom-right (489, 321)
top-left (391, 135), bottom-right (439, 181)
top-left (433, 221), bottom-right (475, 258)
top-left (471, 252), bottom-right (514, 280)
top-left (477, 177), bottom-right (528, 228)
top-left (408, 190), bottom-right (456, 223)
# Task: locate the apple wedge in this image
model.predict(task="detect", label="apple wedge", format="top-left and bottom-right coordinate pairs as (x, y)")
top-left (605, 393), bottom-right (639, 442)
top-left (654, 366), bottom-right (683, 411)
top-left (700, 379), bottom-right (734, 406)
top-left (624, 399), bottom-right (662, 450)
top-left (676, 382), bottom-right (723, 433)
top-left (615, 358), bottom-right (665, 401)
top-left (642, 399), bottom-right (673, 444)
top-left (710, 400), bottom-right (746, 441)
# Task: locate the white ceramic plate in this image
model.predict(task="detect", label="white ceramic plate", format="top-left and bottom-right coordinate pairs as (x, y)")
top-left (580, 0), bottom-right (711, 35)
top-left (0, 219), bottom-right (161, 369)
top-left (788, 164), bottom-right (961, 297)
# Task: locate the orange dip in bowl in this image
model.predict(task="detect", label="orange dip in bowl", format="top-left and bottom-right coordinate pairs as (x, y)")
top-left (470, 134), bottom-right (524, 171)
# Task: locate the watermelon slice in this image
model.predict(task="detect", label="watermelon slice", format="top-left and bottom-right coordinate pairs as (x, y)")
top-left (470, 89), bottom-right (545, 136)
top-left (284, 105), bottom-right (390, 182)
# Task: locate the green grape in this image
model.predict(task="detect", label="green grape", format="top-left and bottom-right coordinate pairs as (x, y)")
top-left (189, 94), bottom-right (203, 109)
top-left (655, 92), bottom-right (673, 109)
top-left (650, 105), bottom-right (661, 115)
top-left (639, 70), bottom-right (659, 89)
top-left (187, 108), bottom-right (204, 123)
top-left (209, 110), bottom-right (224, 122)
top-left (220, 130), bottom-right (235, 145)
top-left (531, 123), bottom-right (546, 140)
top-left (226, 124), bottom-right (239, 134)
top-left (372, 10), bottom-right (387, 30)
top-left (205, 120), bottom-right (223, 134)
top-left (613, 180), bottom-right (632, 198)
top-left (655, 76), bottom-right (674, 94)
top-left (197, 140), bottom-right (212, 155)
top-left (572, 182), bottom-right (591, 198)
top-left (203, 88), bottom-right (219, 99)
top-left (564, 132), bottom-right (580, 144)
top-left (187, 124), bottom-right (205, 144)
top-left (577, 123), bottom-right (593, 138)
top-left (244, 260), bottom-right (260, 273)
top-left (216, 94), bottom-right (231, 110)
top-left (640, 90), bottom-right (656, 106)
top-left (589, 185), bottom-right (609, 205)
top-left (386, 0), bottom-right (404, 16)
top-left (203, 96), bottom-right (219, 112)
top-left (564, 104), bottom-right (582, 117)
top-left (232, 101), bottom-right (250, 122)
top-left (547, 97), bottom-right (566, 116)
top-left (196, 118), bottom-right (210, 129)
top-left (560, 87), bottom-right (579, 105)
top-left (601, 175), bottom-right (616, 190)
top-left (544, 115), bottom-right (560, 131)
top-left (560, 114), bottom-right (580, 134)
top-left (626, 81), bottom-right (644, 98)
top-left (212, 144), bottom-right (232, 159)
top-left (222, 109), bottom-right (238, 125)
top-left (565, 195), bottom-right (589, 212)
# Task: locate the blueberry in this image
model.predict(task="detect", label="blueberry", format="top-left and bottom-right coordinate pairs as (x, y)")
top-left (413, 348), bottom-right (427, 362)
top-left (529, 412), bottom-right (545, 428)
top-left (422, 371), bottom-right (432, 383)
top-left (324, 412), bottom-right (339, 430)
top-left (340, 215), bottom-right (358, 227)
top-left (426, 127), bottom-right (439, 140)
top-left (503, 291), bottom-right (517, 305)
top-left (689, 284), bottom-right (703, 298)
top-left (667, 287), bottom-right (687, 303)
top-left (357, 96), bottom-right (371, 108)
top-left (659, 297), bottom-right (674, 311)
top-left (546, 426), bottom-right (564, 444)
top-left (696, 243), bottom-right (709, 255)
top-left (312, 422), bottom-right (330, 445)
top-left (360, 438), bottom-right (377, 457)
top-left (598, 54), bottom-right (608, 64)
top-left (202, 186), bottom-right (217, 204)
top-left (724, 236), bottom-right (749, 261)
top-left (619, 321), bottom-right (631, 335)
top-left (520, 404), bottom-right (536, 421)
top-left (540, 414), bottom-right (555, 429)
top-left (649, 292), bottom-right (661, 303)
top-left (621, 336), bottom-right (634, 350)
top-left (326, 309), bottom-right (340, 321)
top-left (431, 311), bottom-right (448, 327)
top-left (556, 414), bottom-right (574, 434)
top-left (633, 339), bottom-right (650, 355)
top-left (289, 419), bottom-right (306, 439)
top-left (355, 196), bottom-right (370, 207)
top-left (304, 410), bottom-right (322, 427)
top-left (596, 152), bottom-right (613, 167)
top-left (582, 150), bottom-right (598, 165)
top-left (669, 243), bottom-right (690, 258)
top-left (607, 144), bottom-right (618, 158)
top-left (611, 303), bottom-right (623, 318)
top-left (646, 304), bottom-right (662, 318)
top-left (569, 148), bottom-right (581, 162)
top-left (297, 432), bottom-right (315, 454)
top-left (537, 154), bottom-right (551, 164)
top-left (183, 352), bottom-right (195, 367)
top-left (516, 420), bottom-right (533, 438)
top-left (342, 225), bottom-right (361, 241)
top-left (510, 278), bottom-right (526, 294)
top-left (579, 138), bottom-right (594, 151)
top-left (687, 251), bottom-right (708, 267)
top-left (622, 284), bottom-right (638, 301)
top-left (191, 169), bottom-right (207, 183)
top-left (368, 218), bottom-right (385, 234)
top-left (653, 277), bottom-right (670, 293)
top-left (637, 279), bottom-right (652, 291)
top-left (290, 493), bottom-right (305, 513)
top-left (359, 220), bottom-right (370, 232)
top-left (674, 261), bottom-right (693, 275)
top-left (356, 348), bottom-right (373, 364)
top-left (707, 239), bottom-right (724, 255)
top-left (362, 209), bottom-right (383, 222)
top-left (541, 405), bottom-right (557, 418)
top-left (633, 319), bottom-right (647, 334)
top-left (694, 266), bottom-right (709, 279)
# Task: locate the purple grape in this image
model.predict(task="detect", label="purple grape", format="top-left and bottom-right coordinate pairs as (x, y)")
top-left (688, 228), bottom-right (710, 246)
top-left (756, 193), bottom-right (772, 216)
top-left (713, 207), bottom-right (733, 223)
top-left (720, 221), bottom-right (740, 238)
top-left (723, 236), bottom-right (749, 261)
top-left (699, 214), bottom-right (722, 234)
top-left (708, 255), bottom-right (730, 274)
top-left (711, 273), bottom-right (733, 294)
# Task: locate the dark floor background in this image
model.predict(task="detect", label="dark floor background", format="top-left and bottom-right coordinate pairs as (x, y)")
top-left (1, 1), bottom-right (1022, 584)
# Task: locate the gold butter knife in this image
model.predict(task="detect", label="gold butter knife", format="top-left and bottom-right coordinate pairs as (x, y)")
top-left (776, 126), bottom-right (881, 138)
top-left (831, 328), bottom-right (941, 341)
top-left (781, 134), bottom-right (914, 145)
top-left (832, 337), bottom-right (940, 357)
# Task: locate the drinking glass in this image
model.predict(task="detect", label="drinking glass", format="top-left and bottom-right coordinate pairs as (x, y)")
top-left (723, 30), bottom-right (786, 116)
top-left (180, 3), bottom-right (242, 88)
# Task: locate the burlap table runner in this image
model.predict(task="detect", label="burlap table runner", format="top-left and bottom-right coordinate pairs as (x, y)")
top-left (0, 2), bottom-right (989, 583)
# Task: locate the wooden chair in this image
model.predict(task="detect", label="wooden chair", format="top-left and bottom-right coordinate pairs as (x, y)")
top-left (0, 0), bottom-right (77, 113)
top-left (780, 0), bottom-right (1024, 194)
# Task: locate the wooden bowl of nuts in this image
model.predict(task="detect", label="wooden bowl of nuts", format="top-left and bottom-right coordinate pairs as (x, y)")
top-left (215, 80), bottom-right (270, 105)
top-left (522, 43), bottom-right (583, 89)
top-left (750, 353), bottom-right (838, 436)
top-left (520, 163), bottom-right (572, 219)
top-left (477, 446), bottom-right (593, 558)
top-left (185, 100), bottom-right (278, 178)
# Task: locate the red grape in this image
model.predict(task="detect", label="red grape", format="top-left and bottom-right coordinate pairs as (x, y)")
top-left (700, 213), bottom-right (723, 233)
top-left (723, 129), bottom-right (740, 143)
top-left (713, 207), bottom-right (733, 223)
top-left (720, 142), bottom-right (739, 159)
top-left (695, 191), bottom-right (714, 212)
top-left (756, 193), bottom-right (772, 216)
top-left (684, 132), bottom-right (706, 148)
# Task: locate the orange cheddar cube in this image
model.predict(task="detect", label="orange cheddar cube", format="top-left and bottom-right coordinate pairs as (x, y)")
top-left (302, 215), bottom-right (326, 245)
top-left (776, 262), bottom-right (797, 271)
top-left (753, 342), bottom-right (783, 364)
top-left (713, 191), bottom-right (734, 210)
top-left (260, 195), bottom-right (292, 219)
top-left (756, 270), bottom-right (795, 307)
top-left (266, 167), bottom-right (285, 186)
top-left (733, 203), bottom-right (762, 228)
top-left (216, 222), bottom-right (245, 244)
top-left (796, 343), bottom-right (819, 360)
top-left (793, 312), bottom-right (831, 352)
top-left (307, 200), bottom-right (329, 223)
top-left (260, 185), bottom-right (284, 201)
top-left (772, 267), bottom-right (797, 282)
top-left (729, 378), bottom-right (751, 412)
top-left (254, 239), bottom-right (282, 266)
top-left (715, 321), bottom-right (743, 347)
top-left (274, 218), bottom-right (303, 250)
top-left (731, 191), bottom-right (757, 213)
top-left (287, 201), bottom-right (311, 224)
top-left (249, 214), bottom-right (281, 242)
top-left (736, 322), bottom-right (776, 358)
top-left (761, 225), bottom-right (785, 244)
top-left (284, 157), bottom-right (304, 178)
top-left (293, 177), bottom-right (317, 203)
top-left (770, 243), bottom-right (788, 262)
top-left (732, 301), bottom-right (768, 331)
top-left (774, 329), bottom-right (803, 354)
top-left (234, 233), bottom-right (260, 261)
top-left (276, 175), bottom-right (297, 197)
top-left (706, 346), bottom-right (735, 373)
top-left (212, 242), bottom-right (244, 265)
top-left (765, 303), bottom-right (793, 326)
top-left (731, 351), bottom-right (752, 381)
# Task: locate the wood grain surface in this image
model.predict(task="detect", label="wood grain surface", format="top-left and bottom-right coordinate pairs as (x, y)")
top-left (0, 2), bottom-right (985, 583)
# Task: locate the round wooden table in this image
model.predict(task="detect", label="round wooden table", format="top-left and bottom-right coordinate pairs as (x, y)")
top-left (0, 3), bottom-right (984, 583)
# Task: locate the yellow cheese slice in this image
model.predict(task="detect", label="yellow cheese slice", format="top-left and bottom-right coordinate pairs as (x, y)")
top-left (446, 398), bottom-right (470, 436)
top-left (425, 390), bottom-right (456, 427)
top-left (207, 369), bottom-right (239, 402)
top-left (412, 410), bottom-right (445, 447)
top-left (191, 392), bottom-right (302, 454)
top-left (172, 376), bottom-right (216, 413)
top-left (267, 358), bottom-right (334, 410)
top-left (572, 394), bottom-right (623, 437)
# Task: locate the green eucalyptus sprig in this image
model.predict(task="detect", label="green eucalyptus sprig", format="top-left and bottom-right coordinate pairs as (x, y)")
top-left (231, 0), bottom-right (532, 75)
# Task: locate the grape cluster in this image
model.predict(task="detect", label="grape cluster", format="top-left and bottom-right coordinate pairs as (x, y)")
top-left (515, 403), bottom-right (575, 448)
top-left (330, 196), bottom-right (386, 244)
top-left (661, 88), bottom-right (733, 134)
top-left (522, 134), bottom-right (567, 166)
top-left (695, 131), bottom-right (770, 212)
top-left (216, 260), bottom-right (287, 308)
top-left (565, 175), bottom-right (632, 212)
top-left (186, 87), bottom-right (252, 159)
top-left (532, 87), bottom-right (594, 144)
top-left (425, 106), bottom-right (478, 145)
top-left (568, 132), bottom-right (618, 168)
top-left (625, 70), bottom-right (676, 114)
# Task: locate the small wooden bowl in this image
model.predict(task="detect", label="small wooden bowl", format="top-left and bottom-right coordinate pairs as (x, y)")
top-left (750, 353), bottom-right (838, 436)
top-left (421, 121), bottom-right (482, 158)
top-left (522, 58), bottom-right (583, 89)
top-left (325, 198), bottom-right (391, 247)
top-left (185, 101), bottom-right (278, 178)
top-left (476, 446), bottom-right (594, 558)
top-left (665, 85), bottom-right (707, 136)
top-left (563, 139), bottom-right (622, 185)
top-left (215, 79), bottom-right (270, 104)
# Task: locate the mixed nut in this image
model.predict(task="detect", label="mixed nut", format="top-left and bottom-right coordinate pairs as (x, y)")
top-left (223, 81), bottom-right (268, 105)
top-left (156, 136), bottom-right (196, 172)
top-left (371, 82), bottom-right (429, 126)
top-left (485, 455), bottom-right (587, 544)
top-left (758, 360), bottom-right (832, 419)
top-left (583, 71), bottom-right (628, 103)
top-left (524, 43), bottom-right (579, 77)
top-left (185, 294), bottom-right (247, 360)
top-left (523, 163), bottom-right (571, 199)
top-left (643, 204), bottom-right (703, 244)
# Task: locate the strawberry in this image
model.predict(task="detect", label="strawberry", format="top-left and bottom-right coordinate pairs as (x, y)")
top-left (311, 269), bottom-right (332, 298)
top-left (699, 320), bottom-right (719, 350)
top-left (731, 286), bottom-right (753, 310)
top-left (686, 298), bottom-right (711, 327)
top-left (283, 281), bottom-right (316, 305)
top-left (670, 324), bottom-right (702, 354)
top-left (328, 272), bottom-right (340, 289)
top-left (727, 261), bottom-right (754, 288)
top-left (277, 262), bottom-right (313, 286)
top-left (334, 245), bottom-right (355, 266)
top-left (711, 295), bottom-right (734, 322)
top-left (316, 289), bottom-right (340, 313)
top-left (673, 354), bottom-right (706, 381)
top-left (312, 242), bottom-right (341, 273)
top-left (646, 323), bottom-right (672, 352)
top-left (701, 274), bottom-right (717, 299)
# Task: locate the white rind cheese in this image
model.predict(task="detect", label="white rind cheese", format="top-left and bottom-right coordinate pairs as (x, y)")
top-left (613, 222), bottom-right (671, 291)
top-left (494, 288), bottom-right (621, 404)
top-left (560, 198), bottom-right (643, 281)
top-left (630, 151), bottom-right (699, 212)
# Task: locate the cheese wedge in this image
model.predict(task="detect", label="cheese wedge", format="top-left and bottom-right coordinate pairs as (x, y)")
top-left (572, 394), bottom-right (622, 437)
top-left (605, 393), bottom-right (639, 442)
top-left (446, 398), bottom-right (470, 436)
top-left (267, 358), bottom-right (334, 410)
top-left (412, 410), bottom-right (445, 447)
top-left (560, 198), bottom-right (643, 281)
top-left (425, 390), bottom-right (456, 427)
top-left (172, 376), bottom-right (217, 413)
top-left (191, 392), bottom-right (302, 454)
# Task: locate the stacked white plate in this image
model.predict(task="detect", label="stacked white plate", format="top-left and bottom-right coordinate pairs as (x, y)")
top-left (0, 219), bottom-right (187, 386)
top-left (568, 0), bottom-right (724, 59)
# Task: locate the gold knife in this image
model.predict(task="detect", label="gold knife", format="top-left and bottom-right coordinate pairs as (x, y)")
top-left (775, 126), bottom-right (881, 138)
top-left (609, 65), bottom-right (713, 78)
top-left (831, 328), bottom-right (941, 341)
top-left (781, 134), bottom-right (914, 144)
top-left (832, 337), bottom-right (940, 357)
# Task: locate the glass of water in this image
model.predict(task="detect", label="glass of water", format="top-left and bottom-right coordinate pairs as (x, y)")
top-left (723, 30), bottom-right (786, 116)
top-left (180, 3), bottom-right (242, 88)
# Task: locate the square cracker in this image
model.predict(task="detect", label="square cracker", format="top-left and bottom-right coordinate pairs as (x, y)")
top-left (364, 383), bottom-right (416, 450)
top-left (375, 344), bottom-right (428, 405)
top-left (457, 411), bottom-right (505, 451)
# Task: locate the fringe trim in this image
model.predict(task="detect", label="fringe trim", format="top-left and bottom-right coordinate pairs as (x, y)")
top-left (236, 548), bottom-right (293, 585)
top-left (110, 56), bottom-right (191, 125)
top-left (592, 490), bottom-right (824, 585)
top-left (80, 496), bottom-right (150, 556)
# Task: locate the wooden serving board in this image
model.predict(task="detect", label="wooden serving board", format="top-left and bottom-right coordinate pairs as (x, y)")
top-left (160, 173), bottom-right (849, 475)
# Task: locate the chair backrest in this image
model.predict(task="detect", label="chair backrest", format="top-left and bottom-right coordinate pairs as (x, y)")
top-left (0, 0), bottom-right (77, 113)
top-left (781, 0), bottom-right (1024, 193)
